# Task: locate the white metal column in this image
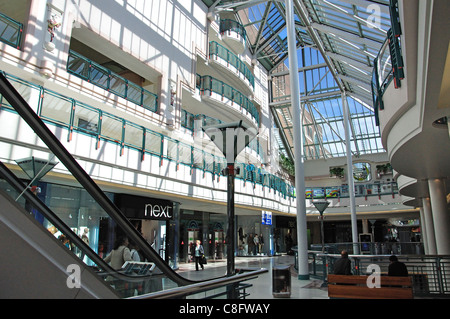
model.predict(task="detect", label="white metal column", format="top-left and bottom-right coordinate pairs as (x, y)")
top-left (342, 93), bottom-right (359, 254)
top-left (286, 0), bottom-right (309, 279)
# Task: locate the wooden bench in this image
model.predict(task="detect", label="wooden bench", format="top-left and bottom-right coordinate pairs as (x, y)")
top-left (327, 274), bottom-right (413, 299)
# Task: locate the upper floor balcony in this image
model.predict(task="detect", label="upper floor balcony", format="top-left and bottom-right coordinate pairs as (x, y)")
top-left (209, 41), bottom-right (254, 96)
top-left (371, 0), bottom-right (450, 182)
top-left (182, 74), bottom-right (259, 129)
top-left (67, 51), bottom-right (158, 113)
top-left (219, 19), bottom-right (247, 55)
top-left (0, 12), bottom-right (23, 50)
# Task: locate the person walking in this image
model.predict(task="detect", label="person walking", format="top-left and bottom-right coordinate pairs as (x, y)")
top-left (193, 240), bottom-right (205, 271)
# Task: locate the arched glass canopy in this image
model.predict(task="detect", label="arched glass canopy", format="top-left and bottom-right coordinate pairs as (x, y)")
top-left (202, 0), bottom-right (391, 161)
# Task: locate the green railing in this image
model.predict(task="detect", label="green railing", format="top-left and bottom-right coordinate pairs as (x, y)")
top-left (209, 41), bottom-right (254, 89)
top-left (67, 51), bottom-right (158, 113)
top-left (1, 72), bottom-right (401, 202)
top-left (181, 109), bottom-right (266, 161)
top-left (371, 0), bottom-right (404, 126)
top-left (0, 12), bottom-right (23, 49)
top-left (0, 72), bottom-right (293, 198)
top-left (220, 19), bottom-right (247, 43)
top-left (196, 74), bottom-right (259, 125)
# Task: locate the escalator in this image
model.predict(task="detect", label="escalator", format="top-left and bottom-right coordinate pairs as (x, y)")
top-left (0, 72), bottom-right (198, 298)
top-left (0, 73), bottom-right (267, 299)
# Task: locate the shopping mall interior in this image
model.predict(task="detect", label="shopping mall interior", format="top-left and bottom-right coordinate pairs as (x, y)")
top-left (0, 0), bottom-right (448, 300)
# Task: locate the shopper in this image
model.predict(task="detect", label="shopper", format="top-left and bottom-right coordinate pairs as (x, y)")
top-left (193, 240), bottom-right (205, 271)
top-left (104, 236), bottom-right (132, 270)
top-left (333, 250), bottom-right (352, 275)
top-left (253, 234), bottom-right (259, 255)
top-left (388, 255), bottom-right (409, 277)
top-left (129, 241), bottom-right (141, 262)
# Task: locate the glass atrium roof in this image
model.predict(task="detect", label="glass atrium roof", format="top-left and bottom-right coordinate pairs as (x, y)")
top-left (202, 0), bottom-right (391, 161)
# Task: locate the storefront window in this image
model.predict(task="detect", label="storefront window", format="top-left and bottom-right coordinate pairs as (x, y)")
top-left (42, 183), bottom-right (111, 264)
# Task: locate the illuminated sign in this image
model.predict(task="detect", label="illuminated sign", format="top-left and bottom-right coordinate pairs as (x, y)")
top-left (144, 203), bottom-right (173, 220)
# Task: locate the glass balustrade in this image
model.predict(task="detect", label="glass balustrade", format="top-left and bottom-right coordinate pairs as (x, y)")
top-left (209, 41), bottom-right (254, 89)
top-left (0, 12), bottom-right (23, 49)
top-left (1, 71), bottom-right (401, 202)
top-left (196, 74), bottom-right (259, 125)
top-left (67, 51), bottom-right (158, 113)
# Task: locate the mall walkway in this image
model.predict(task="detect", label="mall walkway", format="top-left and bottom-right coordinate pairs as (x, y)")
top-left (176, 255), bottom-right (329, 299)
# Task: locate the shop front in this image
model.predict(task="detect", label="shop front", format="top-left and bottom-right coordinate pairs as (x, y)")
top-left (114, 194), bottom-right (178, 267)
top-left (179, 210), bottom-right (228, 263)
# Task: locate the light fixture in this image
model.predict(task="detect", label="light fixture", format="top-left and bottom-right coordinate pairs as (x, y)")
top-left (202, 120), bottom-right (257, 279)
top-left (312, 200), bottom-right (330, 253)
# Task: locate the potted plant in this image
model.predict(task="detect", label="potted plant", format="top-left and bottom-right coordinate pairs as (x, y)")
top-left (329, 167), bottom-right (344, 178)
top-left (376, 163), bottom-right (392, 175)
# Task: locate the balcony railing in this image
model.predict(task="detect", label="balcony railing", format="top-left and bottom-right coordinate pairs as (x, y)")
top-left (0, 12), bottom-right (23, 49)
top-left (209, 41), bottom-right (254, 89)
top-left (181, 109), bottom-right (266, 162)
top-left (220, 19), bottom-right (247, 43)
top-left (1, 72), bottom-right (403, 203)
top-left (67, 51), bottom-right (158, 113)
top-left (0, 72), bottom-right (292, 198)
top-left (371, 0), bottom-right (404, 126)
top-left (196, 74), bottom-right (259, 125)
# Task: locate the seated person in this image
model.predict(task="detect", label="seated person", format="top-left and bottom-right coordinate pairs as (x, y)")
top-left (333, 250), bottom-right (352, 275)
top-left (388, 255), bottom-right (408, 277)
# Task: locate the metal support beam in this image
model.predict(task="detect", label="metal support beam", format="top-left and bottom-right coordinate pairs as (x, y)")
top-left (286, 0), bottom-right (309, 280)
top-left (342, 92), bottom-right (359, 254)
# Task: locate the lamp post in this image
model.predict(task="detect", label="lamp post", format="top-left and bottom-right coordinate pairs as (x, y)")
top-left (202, 120), bottom-right (257, 277)
top-left (313, 201), bottom-right (329, 253)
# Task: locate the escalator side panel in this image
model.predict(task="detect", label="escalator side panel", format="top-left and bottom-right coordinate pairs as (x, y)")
top-left (0, 73), bottom-right (192, 286)
top-left (0, 190), bottom-right (118, 299)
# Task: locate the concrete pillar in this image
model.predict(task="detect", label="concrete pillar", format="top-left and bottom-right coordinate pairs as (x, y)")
top-left (418, 206), bottom-right (428, 254)
top-left (422, 197), bottom-right (437, 254)
top-left (428, 179), bottom-right (450, 254)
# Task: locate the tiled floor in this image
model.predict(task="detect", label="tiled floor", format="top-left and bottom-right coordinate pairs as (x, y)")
top-left (176, 254), bottom-right (329, 299)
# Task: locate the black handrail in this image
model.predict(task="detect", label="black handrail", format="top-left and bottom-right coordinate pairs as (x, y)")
top-left (129, 268), bottom-right (268, 299)
top-left (0, 160), bottom-right (153, 284)
top-left (0, 73), bottom-right (193, 287)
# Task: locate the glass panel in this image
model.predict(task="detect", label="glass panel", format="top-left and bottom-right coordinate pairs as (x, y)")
top-left (144, 130), bottom-right (162, 156)
top-left (192, 148), bottom-right (203, 168)
top-left (142, 89), bottom-right (157, 112)
top-left (127, 82), bottom-right (142, 105)
top-left (109, 73), bottom-right (127, 97)
top-left (73, 103), bottom-right (100, 135)
top-left (123, 123), bottom-right (143, 149)
top-left (89, 64), bottom-right (110, 90)
top-left (0, 13), bottom-right (22, 48)
top-left (178, 143), bottom-right (192, 165)
top-left (101, 114), bottom-right (123, 142)
top-left (67, 52), bottom-right (90, 80)
top-left (40, 90), bottom-right (72, 126)
top-left (166, 139), bottom-right (178, 161)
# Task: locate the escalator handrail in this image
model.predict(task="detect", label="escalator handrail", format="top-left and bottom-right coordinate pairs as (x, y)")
top-left (129, 268), bottom-right (268, 299)
top-left (0, 160), bottom-right (147, 282)
top-left (0, 73), bottom-right (193, 286)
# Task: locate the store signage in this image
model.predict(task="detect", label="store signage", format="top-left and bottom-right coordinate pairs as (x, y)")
top-left (115, 194), bottom-right (173, 221)
top-left (144, 203), bottom-right (173, 220)
top-left (262, 211), bottom-right (272, 225)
